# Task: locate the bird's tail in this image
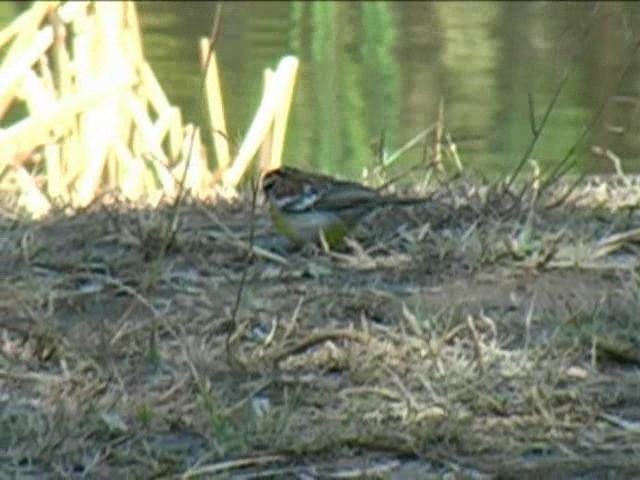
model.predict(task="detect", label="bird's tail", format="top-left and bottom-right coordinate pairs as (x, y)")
top-left (383, 195), bottom-right (432, 207)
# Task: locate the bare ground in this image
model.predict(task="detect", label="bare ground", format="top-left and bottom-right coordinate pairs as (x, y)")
top-left (2, 176), bottom-right (640, 478)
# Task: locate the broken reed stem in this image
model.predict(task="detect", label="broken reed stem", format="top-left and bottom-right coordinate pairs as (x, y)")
top-left (2, 0), bottom-right (299, 217)
top-left (268, 58), bottom-right (297, 172)
top-left (220, 55), bottom-right (299, 187)
top-left (0, 2), bottom-right (208, 217)
top-left (259, 68), bottom-right (275, 172)
top-left (200, 35), bottom-right (230, 170)
top-left (0, 2), bottom-right (54, 117)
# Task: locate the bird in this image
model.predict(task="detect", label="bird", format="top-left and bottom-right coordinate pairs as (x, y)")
top-left (261, 166), bottom-right (428, 247)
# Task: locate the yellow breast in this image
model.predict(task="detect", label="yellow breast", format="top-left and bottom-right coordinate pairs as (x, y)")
top-left (268, 204), bottom-right (351, 247)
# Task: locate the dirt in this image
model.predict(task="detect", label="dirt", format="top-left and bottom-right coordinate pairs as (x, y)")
top-left (2, 179), bottom-right (640, 478)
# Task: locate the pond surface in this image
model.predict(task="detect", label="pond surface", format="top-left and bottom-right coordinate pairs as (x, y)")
top-left (5, 2), bottom-right (640, 179)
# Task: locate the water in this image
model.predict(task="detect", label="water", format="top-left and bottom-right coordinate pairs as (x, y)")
top-left (5, 2), bottom-right (640, 181)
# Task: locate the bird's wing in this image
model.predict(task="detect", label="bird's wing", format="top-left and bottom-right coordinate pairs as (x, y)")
top-left (312, 183), bottom-right (380, 211)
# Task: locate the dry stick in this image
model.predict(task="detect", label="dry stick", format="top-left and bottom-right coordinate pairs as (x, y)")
top-left (419, 107), bottom-right (430, 169)
top-left (527, 92), bottom-right (538, 136)
top-left (181, 455), bottom-right (286, 480)
top-left (538, 31), bottom-right (640, 206)
top-left (415, 102), bottom-right (442, 195)
top-left (506, 66), bottom-right (570, 192)
top-left (506, 6), bottom-right (605, 192)
top-left (224, 175), bottom-right (259, 367)
top-left (161, 2), bottom-right (223, 256)
top-left (268, 329), bottom-right (371, 366)
top-left (466, 315), bottom-right (485, 376)
top-left (377, 127), bottom-right (386, 166)
top-left (434, 96), bottom-right (444, 172)
top-left (375, 93), bottom-right (387, 167)
top-left (542, 171), bottom-right (589, 211)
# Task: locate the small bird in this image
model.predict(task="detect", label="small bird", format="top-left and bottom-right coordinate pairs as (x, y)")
top-left (262, 166), bottom-right (427, 247)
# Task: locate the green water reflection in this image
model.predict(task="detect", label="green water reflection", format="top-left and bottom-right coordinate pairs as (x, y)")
top-left (4, 2), bottom-right (640, 180)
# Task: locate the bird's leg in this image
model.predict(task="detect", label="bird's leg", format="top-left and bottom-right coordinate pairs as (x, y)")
top-left (318, 230), bottom-right (332, 254)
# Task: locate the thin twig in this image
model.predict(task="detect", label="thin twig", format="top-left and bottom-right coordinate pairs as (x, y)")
top-left (434, 96), bottom-right (444, 172)
top-left (507, 8), bottom-right (604, 190)
top-left (527, 92), bottom-right (537, 136)
top-left (225, 174), bottom-right (259, 366)
top-left (538, 38), bottom-right (640, 196)
top-left (506, 66), bottom-right (571, 190)
top-left (268, 329), bottom-right (371, 365)
top-left (162, 3), bottom-right (224, 256)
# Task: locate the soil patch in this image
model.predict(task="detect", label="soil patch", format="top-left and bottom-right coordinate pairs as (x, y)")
top-left (2, 177), bottom-right (640, 477)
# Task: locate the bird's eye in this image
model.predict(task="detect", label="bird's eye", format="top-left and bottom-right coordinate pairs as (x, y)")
top-left (262, 174), bottom-right (274, 191)
top-left (261, 172), bottom-right (281, 195)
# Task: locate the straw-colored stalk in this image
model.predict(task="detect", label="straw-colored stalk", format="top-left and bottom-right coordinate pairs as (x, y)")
top-left (1, 1), bottom-right (300, 218)
top-left (220, 55), bottom-right (299, 188)
top-left (200, 37), bottom-right (230, 170)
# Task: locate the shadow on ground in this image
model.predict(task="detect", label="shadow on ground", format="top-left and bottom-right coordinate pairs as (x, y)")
top-left (2, 176), bottom-right (640, 477)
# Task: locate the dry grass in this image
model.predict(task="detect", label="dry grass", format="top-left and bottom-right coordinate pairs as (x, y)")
top-left (2, 174), bottom-right (640, 478)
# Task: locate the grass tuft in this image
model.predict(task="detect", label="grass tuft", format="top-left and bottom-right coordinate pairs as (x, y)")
top-left (2, 171), bottom-right (640, 476)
